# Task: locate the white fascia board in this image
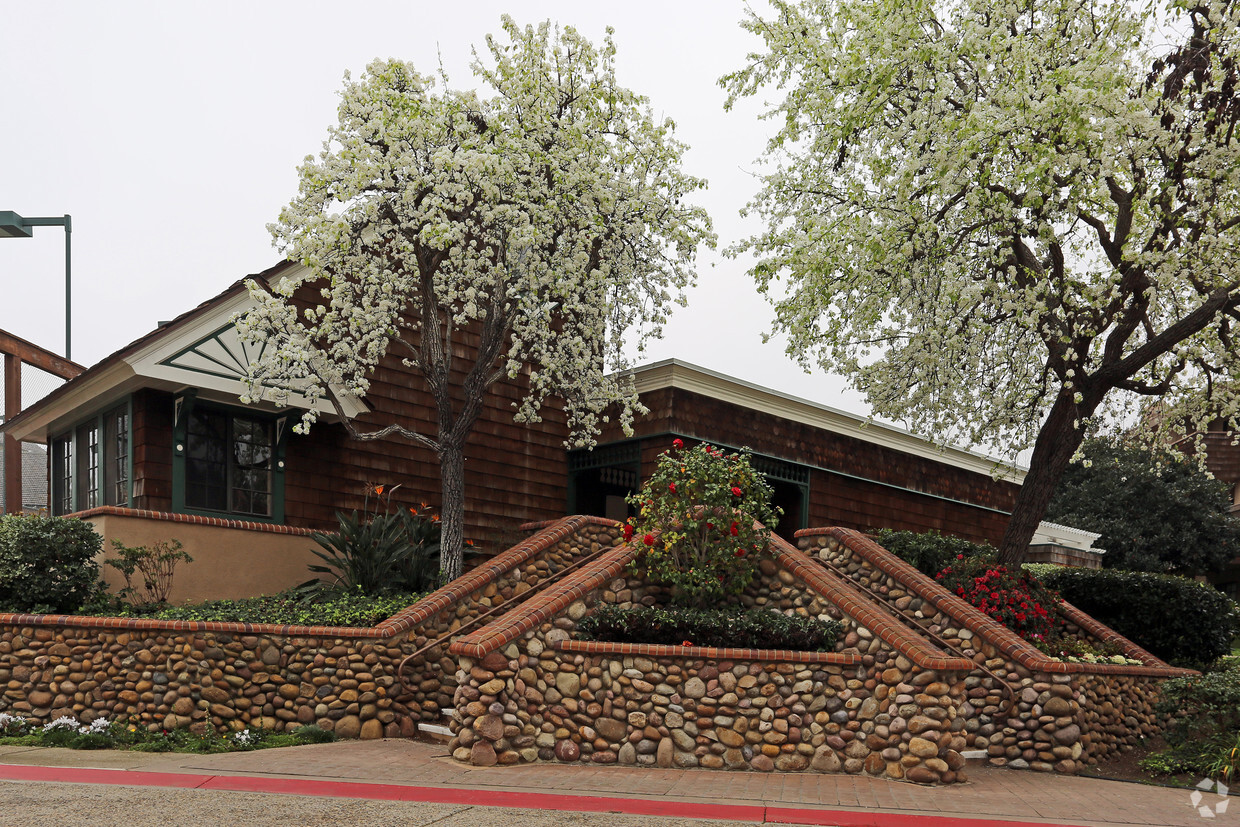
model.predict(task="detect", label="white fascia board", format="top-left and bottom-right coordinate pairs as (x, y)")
top-left (5, 361), bottom-right (139, 443)
top-left (1032, 520), bottom-right (1102, 550)
top-left (630, 359), bottom-right (1025, 483)
top-left (125, 276), bottom-right (367, 420)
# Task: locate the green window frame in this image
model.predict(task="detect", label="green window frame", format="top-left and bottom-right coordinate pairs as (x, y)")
top-left (171, 392), bottom-right (287, 524)
top-left (50, 400), bottom-right (132, 515)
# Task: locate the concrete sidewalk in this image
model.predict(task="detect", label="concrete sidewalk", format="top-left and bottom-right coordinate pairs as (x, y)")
top-left (0, 738), bottom-right (1224, 827)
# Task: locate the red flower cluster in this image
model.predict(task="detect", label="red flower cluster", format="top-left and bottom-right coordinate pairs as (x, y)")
top-left (936, 560), bottom-right (1059, 643)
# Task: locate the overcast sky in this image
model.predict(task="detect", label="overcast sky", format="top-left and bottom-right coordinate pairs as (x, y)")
top-left (2, 2), bottom-right (875, 418)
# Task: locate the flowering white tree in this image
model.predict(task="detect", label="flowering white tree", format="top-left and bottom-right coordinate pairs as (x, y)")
top-left (725, 0), bottom-right (1240, 565)
top-left (239, 18), bottom-right (712, 582)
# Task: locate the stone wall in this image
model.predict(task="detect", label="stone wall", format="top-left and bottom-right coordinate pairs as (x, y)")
top-left (796, 528), bottom-right (1193, 772)
top-left (0, 516), bottom-right (620, 737)
top-left (448, 534), bottom-right (980, 783)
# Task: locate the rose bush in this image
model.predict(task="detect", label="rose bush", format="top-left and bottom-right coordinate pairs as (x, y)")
top-left (624, 440), bottom-right (780, 608)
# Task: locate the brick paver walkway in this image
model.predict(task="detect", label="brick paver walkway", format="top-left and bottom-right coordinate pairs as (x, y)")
top-left (0, 739), bottom-right (1224, 827)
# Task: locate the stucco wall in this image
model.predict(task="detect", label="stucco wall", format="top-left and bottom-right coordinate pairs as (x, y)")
top-left (82, 509), bottom-right (322, 603)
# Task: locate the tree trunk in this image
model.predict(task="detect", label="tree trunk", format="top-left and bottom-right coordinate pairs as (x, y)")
top-left (995, 391), bottom-right (1091, 567)
top-left (438, 441), bottom-right (466, 584)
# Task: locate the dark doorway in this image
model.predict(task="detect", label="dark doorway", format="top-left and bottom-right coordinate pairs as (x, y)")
top-left (568, 442), bottom-right (641, 522)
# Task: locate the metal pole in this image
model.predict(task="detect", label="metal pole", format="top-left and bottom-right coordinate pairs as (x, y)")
top-left (7, 214), bottom-right (74, 360)
top-left (64, 214), bottom-right (71, 361)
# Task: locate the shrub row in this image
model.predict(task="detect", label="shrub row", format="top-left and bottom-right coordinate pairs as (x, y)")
top-left (576, 604), bottom-right (842, 651)
top-left (1038, 566), bottom-right (1240, 669)
top-left (871, 528), bottom-right (995, 577)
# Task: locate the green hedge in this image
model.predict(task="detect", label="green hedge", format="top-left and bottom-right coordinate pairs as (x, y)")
top-left (871, 529), bottom-right (995, 577)
top-left (0, 515), bottom-right (102, 614)
top-left (576, 605), bottom-right (841, 651)
top-left (1039, 567), bottom-right (1240, 669)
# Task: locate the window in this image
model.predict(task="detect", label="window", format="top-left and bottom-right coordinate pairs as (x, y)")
top-left (77, 422), bottom-right (99, 510)
top-left (184, 407), bottom-right (273, 517)
top-left (50, 402), bottom-right (131, 515)
top-left (104, 406), bottom-right (129, 506)
top-left (52, 435), bottom-right (73, 515)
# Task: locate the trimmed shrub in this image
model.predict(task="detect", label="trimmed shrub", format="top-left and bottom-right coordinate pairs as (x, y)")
top-left (872, 529), bottom-right (995, 577)
top-left (576, 604), bottom-right (841, 651)
top-left (1039, 567), bottom-right (1240, 669)
top-left (0, 515), bottom-right (102, 613)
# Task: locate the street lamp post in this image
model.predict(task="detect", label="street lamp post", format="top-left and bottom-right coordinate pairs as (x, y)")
top-left (0, 211), bottom-right (73, 360)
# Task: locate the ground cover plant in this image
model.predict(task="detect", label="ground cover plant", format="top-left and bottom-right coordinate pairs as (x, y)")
top-left (0, 713), bottom-right (334, 753)
top-left (91, 588), bottom-right (424, 628)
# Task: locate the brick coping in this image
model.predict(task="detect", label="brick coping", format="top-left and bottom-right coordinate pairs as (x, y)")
top-left (556, 639), bottom-right (862, 665)
top-left (0, 515), bottom-right (620, 642)
top-left (450, 529), bottom-right (974, 671)
top-left (795, 527), bottom-right (1197, 678)
top-left (71, 505), bottom-right (319, 536)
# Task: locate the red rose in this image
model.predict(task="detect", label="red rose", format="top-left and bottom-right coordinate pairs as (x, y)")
top-left (731, 486), bottom-right (743, 497)
top-left (734, 549), bottom-right (745, 557)
top-left (669, 483), bottom-right (676, 493)
top-left (729, 521), bottom-right (739, 537)
top-left (622, 523), bottom-right (634, 542)
top-left (643, 534), bottom-right (655, 546)
top-left (672, 438), bottom-right (684, 449)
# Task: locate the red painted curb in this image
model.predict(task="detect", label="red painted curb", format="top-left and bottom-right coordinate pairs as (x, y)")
top-left (0, 763), bottom-right (1086, 827)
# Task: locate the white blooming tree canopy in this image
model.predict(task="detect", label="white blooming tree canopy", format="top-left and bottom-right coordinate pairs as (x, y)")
top-left (239, 18), bottom-right (713, 581)
top-left (725, 0), bottom-right (1240, 564)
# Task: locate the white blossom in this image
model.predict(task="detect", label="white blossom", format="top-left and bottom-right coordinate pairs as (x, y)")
top-left (725, 0), bottom-right (1240, 561)
top-left (237, 18), bottom-right (713, 580)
